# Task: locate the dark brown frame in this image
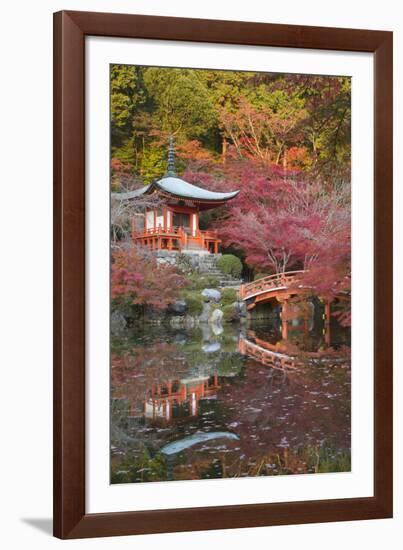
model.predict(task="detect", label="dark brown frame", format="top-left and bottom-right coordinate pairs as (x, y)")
top-left (53, 10), bottom-right (393, 539)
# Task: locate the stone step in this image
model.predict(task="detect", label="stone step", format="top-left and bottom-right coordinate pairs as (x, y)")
top-left (199, 270), bottom-right (223, 276)
top-left (202, 270), bottom-right (240, 278)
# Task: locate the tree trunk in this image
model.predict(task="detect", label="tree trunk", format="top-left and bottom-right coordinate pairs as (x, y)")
top-left (221, 136), bottom-right (227, 164)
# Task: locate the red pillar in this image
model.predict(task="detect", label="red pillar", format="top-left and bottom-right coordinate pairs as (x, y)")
top-left (281, 299), bottom-right (289, 340)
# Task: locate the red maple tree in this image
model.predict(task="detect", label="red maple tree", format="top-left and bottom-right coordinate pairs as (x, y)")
top-left (112, 246), bottom-right (189, 310)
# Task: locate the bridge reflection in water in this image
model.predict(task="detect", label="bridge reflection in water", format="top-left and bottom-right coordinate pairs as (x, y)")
top-left (238, 336), bottom-right (297, 370)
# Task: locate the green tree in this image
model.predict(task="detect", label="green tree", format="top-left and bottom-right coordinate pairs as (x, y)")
top-left (143, 68), bottom-right (216, 140)
top-left (111, 64), bottom-right (144, 145)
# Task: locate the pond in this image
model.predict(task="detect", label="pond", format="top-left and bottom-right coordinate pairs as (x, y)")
top-left (111, 308), bottom-right (351, 483)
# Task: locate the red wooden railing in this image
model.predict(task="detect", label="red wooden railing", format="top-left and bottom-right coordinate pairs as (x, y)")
top-left (238, 337), bottom-right (297, 370)
top-left (132, 223), bottom-right (221, 252)
top-left (239, 270), bottom-right (306, 301)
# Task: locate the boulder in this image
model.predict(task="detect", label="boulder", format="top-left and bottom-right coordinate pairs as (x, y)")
top-left (210, 322), bottom-right (224, 336)
top-left (232, 301), bottom-right (247, 318)
top-left (209, 308), bottom-right (224, 326)
top-left (201, 288), bottom-right (222, 302)
top-left (168, 300), bottom-right (187, 315)
top-left (202, 341), bottom-right (221, 353)
top-left (110, 310), bottom-right (127, 335)
top-left (173, 333), bottom-right (188, 345)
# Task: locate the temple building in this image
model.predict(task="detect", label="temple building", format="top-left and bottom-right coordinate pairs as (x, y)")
top-left (117, 140), bottom-right (239, 254)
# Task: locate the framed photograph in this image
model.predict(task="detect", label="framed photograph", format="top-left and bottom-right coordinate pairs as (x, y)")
top-left (53, 10), bottom-right (393, 539)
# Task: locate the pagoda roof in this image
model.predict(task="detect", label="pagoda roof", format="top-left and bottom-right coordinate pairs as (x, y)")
top-left (112, 175), bottom-right (239, 203)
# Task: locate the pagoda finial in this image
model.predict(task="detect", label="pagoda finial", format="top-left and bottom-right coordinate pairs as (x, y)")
top-left (166, 136), bottom-right (176, 176)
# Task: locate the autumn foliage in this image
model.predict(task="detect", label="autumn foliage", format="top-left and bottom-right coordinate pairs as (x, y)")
top-left (110, 65), bottom-right (351, 314)
top-left (112, 246), bottom-right (189, 310)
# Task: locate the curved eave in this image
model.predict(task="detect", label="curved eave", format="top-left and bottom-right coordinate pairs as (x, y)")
top-left (161, 190), bottom-right (239, 210)
top-left (111, 186), bottom-right (150, 200)
top-left (111, 177), bottom-right (240, 207)
top-left (155, 176), bottom-right (239, 203)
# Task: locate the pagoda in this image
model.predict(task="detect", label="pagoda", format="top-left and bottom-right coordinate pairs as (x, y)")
top-left (119, 139), bottom-right (239, 254)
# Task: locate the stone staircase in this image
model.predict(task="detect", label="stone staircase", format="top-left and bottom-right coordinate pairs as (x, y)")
top-left (196, 254), bottom-right (242, 288)
top-left (155, 249), bottom-right (243, 288)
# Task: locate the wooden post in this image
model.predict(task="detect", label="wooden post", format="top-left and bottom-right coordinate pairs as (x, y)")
top-left (181, 384), bottom-right (187, 400)
top-left (195, 211), bottom-right (199, 234)
top-left (281, 298), bottom-right (289, 340)
top-left (168, 238), bottom-right (173, 251)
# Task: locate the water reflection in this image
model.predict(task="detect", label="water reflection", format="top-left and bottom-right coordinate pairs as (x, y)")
top-left (111, 305), bottom-right (351, 483)
top-left (144, 374), bottom-right (220, 423)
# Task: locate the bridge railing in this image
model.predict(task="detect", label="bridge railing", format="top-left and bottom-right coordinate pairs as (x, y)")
top-left (238, 337), bottom-right (297, 370)
top-left (239, 270), bottom-right (306, 300)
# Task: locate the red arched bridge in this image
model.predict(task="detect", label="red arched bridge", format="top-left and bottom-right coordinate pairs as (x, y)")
top-left (239, 270), bottom-right (308, 310)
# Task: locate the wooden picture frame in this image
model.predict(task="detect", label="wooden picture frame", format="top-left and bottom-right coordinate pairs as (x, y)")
top-left (53, 10), bottom-right (393, 539)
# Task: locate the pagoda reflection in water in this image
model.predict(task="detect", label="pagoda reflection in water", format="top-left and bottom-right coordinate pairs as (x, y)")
top-left (144, 373), bottom-right (220, 423)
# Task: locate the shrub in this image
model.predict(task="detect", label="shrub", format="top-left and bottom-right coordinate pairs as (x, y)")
top-left (221, 288), bottom-right (238, 306)
top-left (222, 303), bottom-right (237, 322)
top-left (181, 290), bottom-right (204, 315)
top-left (217, 254), bottom-right (242, 278)
top-left (187, 272), bottom-right (219, 290)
